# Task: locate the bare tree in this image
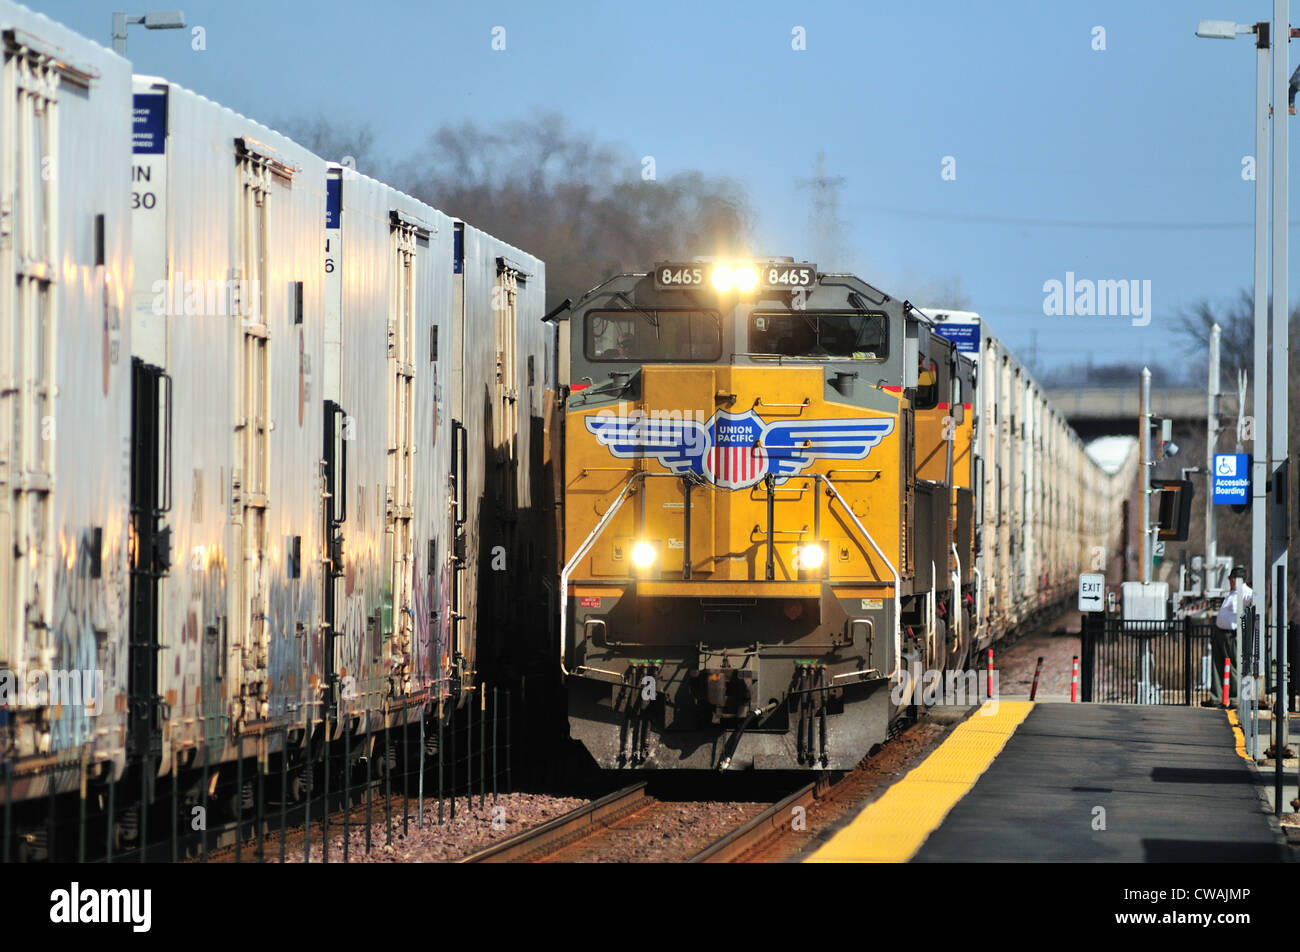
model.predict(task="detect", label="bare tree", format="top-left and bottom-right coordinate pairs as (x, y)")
top-left (1175, 290), bottom-right (1258, 385)
top-left (275, 116), bottom-right (383, 179)
top-left (392, 113), bottom-right (752, 308)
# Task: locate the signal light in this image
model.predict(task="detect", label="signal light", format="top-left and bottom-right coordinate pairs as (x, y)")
top-left (1151, 479), bottom-right (1194, 542)
top-left (711, 264), bottom-right (734, 292)
top-left (734, 264), bottom-right (758, 292)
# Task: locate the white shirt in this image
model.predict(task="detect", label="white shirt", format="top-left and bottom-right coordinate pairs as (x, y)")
top-left (1216, 582), bottom-right (1253, 631)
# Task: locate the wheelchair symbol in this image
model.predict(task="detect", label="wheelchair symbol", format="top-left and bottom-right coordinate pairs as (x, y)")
top-left (1216, 456), bottom-right (1237, 477)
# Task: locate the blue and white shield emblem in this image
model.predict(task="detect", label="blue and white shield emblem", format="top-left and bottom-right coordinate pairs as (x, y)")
top-left (705, 411), bottom-right (767, 490)
top-left (585, 409), bottom-right (895, 491)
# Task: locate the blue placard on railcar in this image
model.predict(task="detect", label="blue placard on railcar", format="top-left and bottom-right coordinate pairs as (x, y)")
top-left (934, 322), bottom-right (979, 354)
top-left (132, 92), bottom-right (166, 154)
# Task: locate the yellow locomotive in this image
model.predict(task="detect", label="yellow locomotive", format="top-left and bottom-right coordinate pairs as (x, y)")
top-left (549, 260), bottom-right (980, 769)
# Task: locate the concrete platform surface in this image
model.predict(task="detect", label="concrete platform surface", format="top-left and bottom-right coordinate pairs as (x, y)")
top-left (810, 703), bottom-right (1287, 863)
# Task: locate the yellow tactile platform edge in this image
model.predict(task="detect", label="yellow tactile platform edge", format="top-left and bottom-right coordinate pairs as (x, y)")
top-left (805, 701), bottom-right (1034, 863)
top-left (1226, 710), bottom-right (1252, 762)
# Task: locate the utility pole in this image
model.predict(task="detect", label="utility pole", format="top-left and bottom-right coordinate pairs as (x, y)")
top-left (1238, 368), bottom-right (1249, 692)
top-left (1140, 367), bottom-right (1153, 584)
top-left (1252, 19), bottom-right (1270, 688)
top-left (1270, 0), bottom-right (1290, 767)
top-left (1206, 323), bottom-right (1220, 597)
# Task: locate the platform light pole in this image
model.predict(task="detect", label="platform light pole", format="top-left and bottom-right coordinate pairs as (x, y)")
top-left (1196, 14), bottom-right (1272, 715)
top-left (1269, 0), bottom-right (1290, 769)
top-left (111, 10), bottom-right (186, 56)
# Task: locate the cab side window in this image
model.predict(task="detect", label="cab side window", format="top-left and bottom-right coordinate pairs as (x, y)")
top-left (916, 357), bottom-right (939, 410)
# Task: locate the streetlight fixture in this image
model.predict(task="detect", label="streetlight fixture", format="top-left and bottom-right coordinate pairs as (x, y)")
top-left (111, 10), bottom-right (186, 56)
top-left (1196, 19), bottom-right (1255, 39)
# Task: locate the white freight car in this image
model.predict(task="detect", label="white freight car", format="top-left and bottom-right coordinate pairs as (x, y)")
top-left (451, 223), bottom-right (549, 689)
top-left (0, 1), bottom-right (133, 803)
top-left (323, 165), bottom-right (454, 732)
top-left (129, 76), bottom-right (328, 771)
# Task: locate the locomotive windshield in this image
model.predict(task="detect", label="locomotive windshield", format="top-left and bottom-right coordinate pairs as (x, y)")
top-left (584, 308), bottom-right (721, 362)
top-left (749, 310), bottom-right (888, 360)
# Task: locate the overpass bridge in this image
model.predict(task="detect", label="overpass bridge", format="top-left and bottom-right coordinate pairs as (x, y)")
top-left (1045, 387), bottom-right (1239, 441)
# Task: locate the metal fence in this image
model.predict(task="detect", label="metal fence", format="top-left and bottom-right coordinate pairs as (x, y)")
top-left (1, 685), bottom-right (514, 864)
top-left (1079, 615), bottom-right (1219, 706)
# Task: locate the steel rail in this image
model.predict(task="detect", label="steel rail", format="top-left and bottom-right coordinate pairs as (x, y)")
top-left (688, 779), bottom-right (823, 863)
top-left (459, 782), bottom-right (649, 863)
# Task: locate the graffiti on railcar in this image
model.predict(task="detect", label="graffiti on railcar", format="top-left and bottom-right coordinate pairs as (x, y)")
top-left (47, 529), bottom-right (127, 752)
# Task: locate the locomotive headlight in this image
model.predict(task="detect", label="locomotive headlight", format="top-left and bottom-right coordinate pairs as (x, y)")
top-left (734, 264), bottom-right (759, 293)
top-left (797, 543), bottom-right (826, 570)
top-left (631, 541), bottom-right (657, 568)
top-left (710, 264), bottom-right (734, 292)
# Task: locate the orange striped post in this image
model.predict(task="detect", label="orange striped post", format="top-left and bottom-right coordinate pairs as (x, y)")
top-left (1222, 656), bottom-right (1231, 708)
top-left (986, 648), bottom-right (994, 698)
top-left (1029, 657), bottom-right (1044, 701)
top-left (1070, 656), bottom-right (1080, 702)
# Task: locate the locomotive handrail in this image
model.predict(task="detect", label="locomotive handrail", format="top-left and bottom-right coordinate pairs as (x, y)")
top-left (558, 472), bottom-right (645, 676)
top-left (812, 473), bottom-right (902, 682)
top-left (754, 397), bottom-right (809, 410)
top-left (951, 543), bottom-right (961, 658)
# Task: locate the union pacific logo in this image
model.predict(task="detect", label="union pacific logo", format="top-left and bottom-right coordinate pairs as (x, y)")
top-left (585, 409), bottom-right (894, 491)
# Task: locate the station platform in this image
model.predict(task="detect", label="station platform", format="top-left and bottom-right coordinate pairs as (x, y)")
top-left (807, 702), bottom-right (1287, 863)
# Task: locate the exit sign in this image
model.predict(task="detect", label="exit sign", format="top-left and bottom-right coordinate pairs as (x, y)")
top-left (1078, 573), bottom-right (1105, 612)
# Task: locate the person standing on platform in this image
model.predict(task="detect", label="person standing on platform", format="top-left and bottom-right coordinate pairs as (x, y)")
top-left (1214, 566), bottom-right (1252, 703)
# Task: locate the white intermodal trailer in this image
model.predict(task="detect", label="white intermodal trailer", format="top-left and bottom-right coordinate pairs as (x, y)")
top-left (128, 75), bottom-right (328, 775)
top-left (0, 0), bottom-right (133, 805)
top-left (322, 165), bottom-right (455, 731)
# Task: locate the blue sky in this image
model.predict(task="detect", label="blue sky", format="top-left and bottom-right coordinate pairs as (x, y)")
top-left (33, 0), bottom-right (1296, 375)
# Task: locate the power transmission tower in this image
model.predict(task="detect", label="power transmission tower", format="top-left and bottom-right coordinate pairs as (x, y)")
top-left (798, 152), bottom-right (848, 270)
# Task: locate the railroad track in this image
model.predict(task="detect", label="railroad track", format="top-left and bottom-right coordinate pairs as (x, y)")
top-left (461, 777), bottom-right (832, 864)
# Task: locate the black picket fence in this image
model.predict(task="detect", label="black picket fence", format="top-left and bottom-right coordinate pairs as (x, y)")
top-left (1079, 614), bottom-right (1220, 706)
top-left (1, 686), bottom-right (514, 864)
